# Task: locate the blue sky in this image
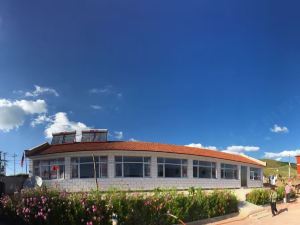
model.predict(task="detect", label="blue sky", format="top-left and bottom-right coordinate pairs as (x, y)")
top-left (1, 0), bottom-right (300, 174)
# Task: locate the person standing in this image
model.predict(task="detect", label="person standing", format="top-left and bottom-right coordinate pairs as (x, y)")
top-left (285, 183), bottom-right (291, 203)
top-left (269, 186), bottom-right (278, 216)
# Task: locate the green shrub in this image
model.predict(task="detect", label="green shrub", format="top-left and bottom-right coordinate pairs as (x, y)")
top-left (0, 188), bottom-right (238, 225)
top-left (246, 186), bottom-right (296, 205)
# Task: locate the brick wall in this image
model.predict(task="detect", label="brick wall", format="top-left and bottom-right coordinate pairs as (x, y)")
top-left (28, 150), bottom-right (263, 192)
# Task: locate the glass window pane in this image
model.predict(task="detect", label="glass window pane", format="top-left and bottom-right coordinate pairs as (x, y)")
top-left (193, 160), bottom-right (198, 165)
top-left (212, 167), bottom-right (216, 178)
top-left (115, 156), bottom-right (122, 162)
top-left (124, 163), bottom-right (143, 177)
top-left (198, 161), bottom-right (212, 167)
top-left (157, 158), bottom-right (164, 163)
top-left (193, 166), bottom-right (198, 178)
top-left (71, 164), bottom-right (78, 178)
top-left (80, 157), bottom-right (94, 163)
top-left (71, 158), bottom-right (79, 164)
top-left (41, 166), bottom-right (50, 180)
top-left (158, 164), bottom-right (164, 177)
top-left (115, 163), bottom-right (122, 177)
top-left (165, 164), bottom-right (181, 177)
top-left (144, 157), bottom-right (151, 163)
top-left (182, 165), bottom-right (188, 177)
top-left (58, 165), bottom-right (65, 179)
top-left (199, 167), bottom-right (211, 178)
top-left (165, 158), bottom-right (181, 164)
top-left (100, 163), bottom-right (108, 178)
top-left (100, 156), bottom-right (108, 162)
top-left (144, 164), bottom-right (151, 177)
top-left (34, 167), bottom-right (40, 177)
top-left (123, 156), bottom-right (143, 162)
top-left (80, 163), bottom-right (95, 178)
top-left (182, 159), bottom-right (188, 165)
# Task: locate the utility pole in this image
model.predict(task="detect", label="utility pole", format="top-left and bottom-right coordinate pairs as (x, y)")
top-left (12, 153), bottom-right (17, 176)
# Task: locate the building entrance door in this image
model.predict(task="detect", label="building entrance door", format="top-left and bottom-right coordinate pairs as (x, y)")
top-left (241, 166), bottom-right (247, 187)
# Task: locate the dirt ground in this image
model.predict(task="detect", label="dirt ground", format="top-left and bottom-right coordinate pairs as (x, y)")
top-left (222, 201), bottom-right (300, 225)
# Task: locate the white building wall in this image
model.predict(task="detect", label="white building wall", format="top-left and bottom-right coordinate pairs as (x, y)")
top-left (28, 150), bottom-right (263, 192)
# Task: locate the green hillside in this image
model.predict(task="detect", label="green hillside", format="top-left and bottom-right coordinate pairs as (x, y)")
top-left (260, 159), bottom-right (297, 178)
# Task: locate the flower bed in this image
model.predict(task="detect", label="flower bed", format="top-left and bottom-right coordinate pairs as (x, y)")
top-left (0, 188), bottom-right (238, 225)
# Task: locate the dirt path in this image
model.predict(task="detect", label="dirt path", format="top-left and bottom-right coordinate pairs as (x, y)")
top-left (222, 202), bottom-right (300, 225)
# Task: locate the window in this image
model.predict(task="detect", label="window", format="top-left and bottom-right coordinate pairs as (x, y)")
top-left (193, 160), bottom-right (216, 178)
top-left (115, 156), bottom-right (151, 178)
top-left (71, 156), bottom-right (108, 179)
top-left (221, 163), bottom-right (238, 179)
top-left (33, 160), bottom-right (40, 177)
top-left (36, 158), bottom-right (65, 180)
top-left (157, 158), bottom-right (188, 178)
top-left (250, 167), bottom-right (261, 180)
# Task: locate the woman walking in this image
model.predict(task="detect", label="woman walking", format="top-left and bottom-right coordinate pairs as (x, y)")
top-left (269, 186), bottom-right (278, 216)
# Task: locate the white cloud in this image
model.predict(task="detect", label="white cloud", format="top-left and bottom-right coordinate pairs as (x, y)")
top-left (89, 85), bottom-right (122, 98)
top-left (44, 112), bottom-right (90, 141)
top-left (264, 149), bottom-right (300, 160)
top-left (113, 131), bottom-right (123, 140)
top-left (31, 114), bottom-right (51, 127)
top-left (185, 143), bottom-right (218, 150)
top-left (0, 99), bottom-right (47, 132)
top-left (129, 138), bottom-right (138, 142)
top-left (222, 145), bottom-right (260, 154)
top-left (90, 105), bottom-right (103, 110)
top-left (270, 124), bottom-right (289, 133)
top-left (25, 85), bottom-right (59, 97)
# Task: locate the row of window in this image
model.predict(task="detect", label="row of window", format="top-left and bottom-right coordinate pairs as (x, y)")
top-left (33, 156), bottom-right (261, 181)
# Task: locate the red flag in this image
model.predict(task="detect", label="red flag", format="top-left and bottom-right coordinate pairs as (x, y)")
top-left (52, 165), bottom-right (59, 171)
top-left (21, 152), bottom-right (25, 167)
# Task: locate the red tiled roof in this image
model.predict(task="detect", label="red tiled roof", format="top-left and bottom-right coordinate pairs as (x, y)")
top-left (26, 141), bottom-right (264, 166)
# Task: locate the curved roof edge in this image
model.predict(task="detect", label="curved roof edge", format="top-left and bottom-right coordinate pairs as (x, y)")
top-left (26, 141), bottom-right (265, 167)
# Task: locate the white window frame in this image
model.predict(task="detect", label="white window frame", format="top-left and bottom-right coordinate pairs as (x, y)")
top-left (157, 157), bottom-right (188, 178)
top-left (250, 167), bottom-right (261, 181)
top-left (193, 160), bottom-right (217, 179)
top-left (220, 163), bottom-right (238, 180)
top-left (114, 156), bottom-right (151, 178)
top-left (71, 156), bottom-right (108, 179)
top-left (34, 158), bottom-right (65, 180)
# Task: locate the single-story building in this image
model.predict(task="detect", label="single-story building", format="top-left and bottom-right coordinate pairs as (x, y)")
top-left (26, 130), bottom-right (266, 192)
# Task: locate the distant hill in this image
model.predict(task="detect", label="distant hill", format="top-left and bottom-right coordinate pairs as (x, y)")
top-left (260, 159), bottom-right (297, 178)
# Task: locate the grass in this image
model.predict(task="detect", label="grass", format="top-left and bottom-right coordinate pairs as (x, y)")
top-left (260, 159), bottom-right (297, 178)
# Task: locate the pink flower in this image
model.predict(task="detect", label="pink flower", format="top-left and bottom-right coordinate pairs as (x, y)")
top-left (86, 221), bottom-right (93, 225)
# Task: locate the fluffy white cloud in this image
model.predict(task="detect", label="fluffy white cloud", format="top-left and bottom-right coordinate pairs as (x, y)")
top-left (0, 99), bottom-right (47, 132)
top-left (185, 143), bottom-right (218, 150)
top-left (270, 124), bottom-right (289, 133)
top-left (222, 145), bottom-right (260, 154)
top-left (90, 105), bottom-right (103, 110)
top-left (25, 85), bottom-right (59, 97)
top-left (185, 142), bottom-right (260, 155)
top-left (44, 112), bottom-right (90, 140)
top-left (113, 131), bottom-right (123, 140)
top-left (264, 149), bottom-right (300, 160)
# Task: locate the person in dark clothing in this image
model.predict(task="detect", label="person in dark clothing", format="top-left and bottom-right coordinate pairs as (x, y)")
top-left (269, 186), bottom-right (278, 216)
